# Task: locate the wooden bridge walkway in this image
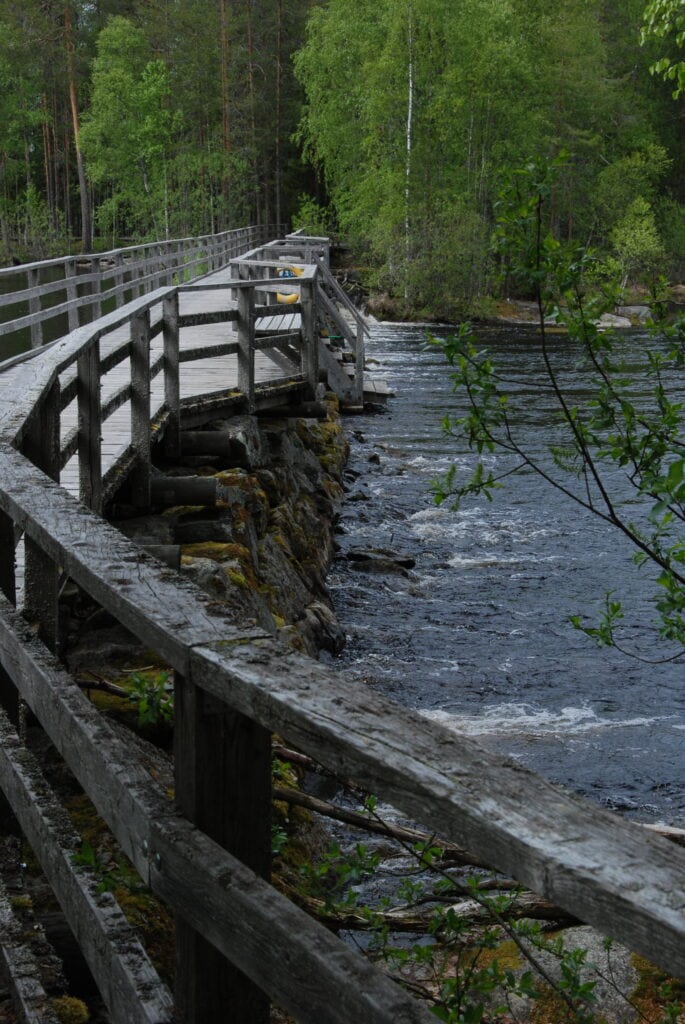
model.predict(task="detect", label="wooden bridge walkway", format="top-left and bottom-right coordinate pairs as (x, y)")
top-left (58, 266), bottom-right (293, 495)
top-left (0, 229), bottom-right (683, 1024)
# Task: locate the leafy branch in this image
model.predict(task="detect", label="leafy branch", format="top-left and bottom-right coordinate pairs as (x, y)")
top-left (431, 155), bottom-right (685, 658)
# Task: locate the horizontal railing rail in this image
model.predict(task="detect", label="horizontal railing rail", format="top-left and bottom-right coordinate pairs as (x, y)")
top-left (0, 225), bottom-right (286, 354)
top-left (0, 235), bottom-right (682, 1024)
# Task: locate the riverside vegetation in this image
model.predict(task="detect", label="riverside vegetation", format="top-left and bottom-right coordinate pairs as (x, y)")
top-left (1, 1), bottom-right (684, 323)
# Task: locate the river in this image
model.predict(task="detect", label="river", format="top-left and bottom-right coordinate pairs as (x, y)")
top-left (328, 321), bottom-right (684, 827)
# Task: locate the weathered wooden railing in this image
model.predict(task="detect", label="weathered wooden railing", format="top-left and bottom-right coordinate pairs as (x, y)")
top-left (0, 224), bottom-right (283, 352)
top-left (0, 238), bottom-right (683, 1023)
top-left (234, 231), bottom-right (367, 406)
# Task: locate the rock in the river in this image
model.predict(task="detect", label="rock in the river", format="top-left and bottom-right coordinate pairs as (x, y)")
top-left (596, 312), bottom-right (632, 329)
top-left (617, 305), bottom-right (651, 323)
top-left (346, 548), bottom-right (416, 575)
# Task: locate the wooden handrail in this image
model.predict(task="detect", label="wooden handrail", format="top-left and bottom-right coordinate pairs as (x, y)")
top-left (0, 224), bottom-right (287, 353)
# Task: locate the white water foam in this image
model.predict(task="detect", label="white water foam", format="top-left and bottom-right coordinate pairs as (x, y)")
top-left (408, 506), bottom-right (563, 549)
top-left (420, 703), bottom-right (674, 739)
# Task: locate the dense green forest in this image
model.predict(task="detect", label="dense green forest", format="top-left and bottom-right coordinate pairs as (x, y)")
top-left (1, 0), bottom-right (684, 315)
top-left (0, 0), bottom-right (318, 254)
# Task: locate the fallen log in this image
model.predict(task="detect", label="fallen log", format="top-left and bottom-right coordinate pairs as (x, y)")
top-left (279, 882), bottom-right (577, 935)
top-left (272, 785), bottom-right (491, 869)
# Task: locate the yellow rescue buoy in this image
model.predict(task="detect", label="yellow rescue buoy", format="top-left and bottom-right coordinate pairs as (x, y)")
top-left (275, 264), bottom-right (303, 303)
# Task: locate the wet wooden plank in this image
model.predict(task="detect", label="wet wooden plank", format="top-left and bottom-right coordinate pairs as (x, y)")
top-left (0, 710), bottom-right (173, 1024)
top-left (0, 874), bottom-right (60, 1024)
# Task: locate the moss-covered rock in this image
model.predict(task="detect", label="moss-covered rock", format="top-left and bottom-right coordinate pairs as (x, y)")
top-left (51, 996), bottom-right (90, 1024)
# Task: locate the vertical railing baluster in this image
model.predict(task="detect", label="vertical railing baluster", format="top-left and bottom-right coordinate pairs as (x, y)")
top-left (163, 291), bottom-right (181, 458)
top-left (237, 270), bottom-right (255, 412)
top-left (354, 317), bottom-right (364, 406)
top-left (0, 513), bottom-right (15, 608)
top-left (300, 276), bottom-right (318, 398)
top-left (112, 251), bottom-right (123, 305)
top-left (174, 672), bottom-right (271, 1024)
top-left (66, 260), bottom-right (79, 332)
top-left (22, 380), bottom-right (61, 651)
top-left (77, 340), bottom-right (102, 513)
top-left (130, 309), bottom-right (151, 508)
top-left (138, 248), bottom-right (146, 295)
top-left (0, 511), bottom-right (17, 727)
top-left (91, 257), bottom-right (102, 320)
top-left (27, 267), bottom-right (42, 348)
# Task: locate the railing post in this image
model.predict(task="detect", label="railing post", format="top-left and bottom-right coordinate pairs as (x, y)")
top-left (0, 513), bottom-right (15, 608)
top-left (163, 291), bottom-right (181, 458)
top-left (174, 674), bottom-right (271, 1024)
top-left (300, 277), bottom-right (319, 398)
top-left (136, 250), bottom-right (146, 297)
top-left (22, 379), bottom-right (61, 652)
top-left (112, 251), bottom-right (124, 304)
top-left (0, 511), bottom-right (17, 728)
top-left (129, 309), bottom-right (151, 508)
top-left (354, 318), bottom-right (365, 406)
top-left (156, 244), bottom-right (165, 288)
top-left (91, 257), bottom-right (102, 320)
top-left (27, 267), bottom-right (43, 349)
top-left (66, 260), bottom-right (79, 332)
top-left (77, 340), bottom-right (102, 513)
top-left (236, 270), bottom-right (255, 412)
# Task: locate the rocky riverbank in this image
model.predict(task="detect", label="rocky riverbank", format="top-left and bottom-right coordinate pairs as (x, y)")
top-left (66, 394), bottom-right (350, 675)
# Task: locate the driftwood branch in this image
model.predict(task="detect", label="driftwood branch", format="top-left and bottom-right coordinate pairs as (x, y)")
top-left (280, 882), bottom-right (577, 934)
top-left (77, 674), bottom-right (129, 700)
top-left (272, 784), bottom-right (492, 869)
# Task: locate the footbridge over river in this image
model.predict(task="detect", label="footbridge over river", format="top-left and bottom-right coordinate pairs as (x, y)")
top-left (0, 228), bottom-right (683, 1023)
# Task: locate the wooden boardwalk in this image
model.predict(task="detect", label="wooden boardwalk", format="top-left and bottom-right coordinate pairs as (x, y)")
top-left (1, 231), bottom-right (682, 1024)
top-left (56, 266), bottom-right (298, 496)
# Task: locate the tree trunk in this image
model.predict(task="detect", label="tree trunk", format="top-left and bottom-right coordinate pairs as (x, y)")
top-left (64, 3), bottom-right (92, 253)
top-left (245, 0), bottom-right (260, 222)
top-left (275, 0), bottom-right (283, 231)
top-left (41, 96), bottom-right (54, 228)
top-left (220, 0), bottom-right (231, 155)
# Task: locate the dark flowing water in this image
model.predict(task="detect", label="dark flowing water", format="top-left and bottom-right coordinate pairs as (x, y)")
top-left (329, 322), bottom-right (685, 826)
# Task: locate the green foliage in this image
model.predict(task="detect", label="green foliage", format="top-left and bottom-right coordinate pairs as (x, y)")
top-left (433, 156), bottom-right (685, 657)
top-left (292, 194), bottom-right (334, 236)
top-left (299, 841), bottom-right (381, 911)
top-left (0, 0), bottom-right (682, 268)
top-left (125, 671), bottom-right (174, 728)
top-left (295, 0), bottom-right (681, 314)
top-left (610, 196), bottom-right (667, 287)
top-left (642, 0), bottom-right (685, 96)
top-left (299, 825), bottom-right (637, 1021)
top-left (73, 839), bottom-right (132, 895)
top-left (271, 824), bottom-right (289, 855)
top-left (80, 17), bottom-right (180, 240)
